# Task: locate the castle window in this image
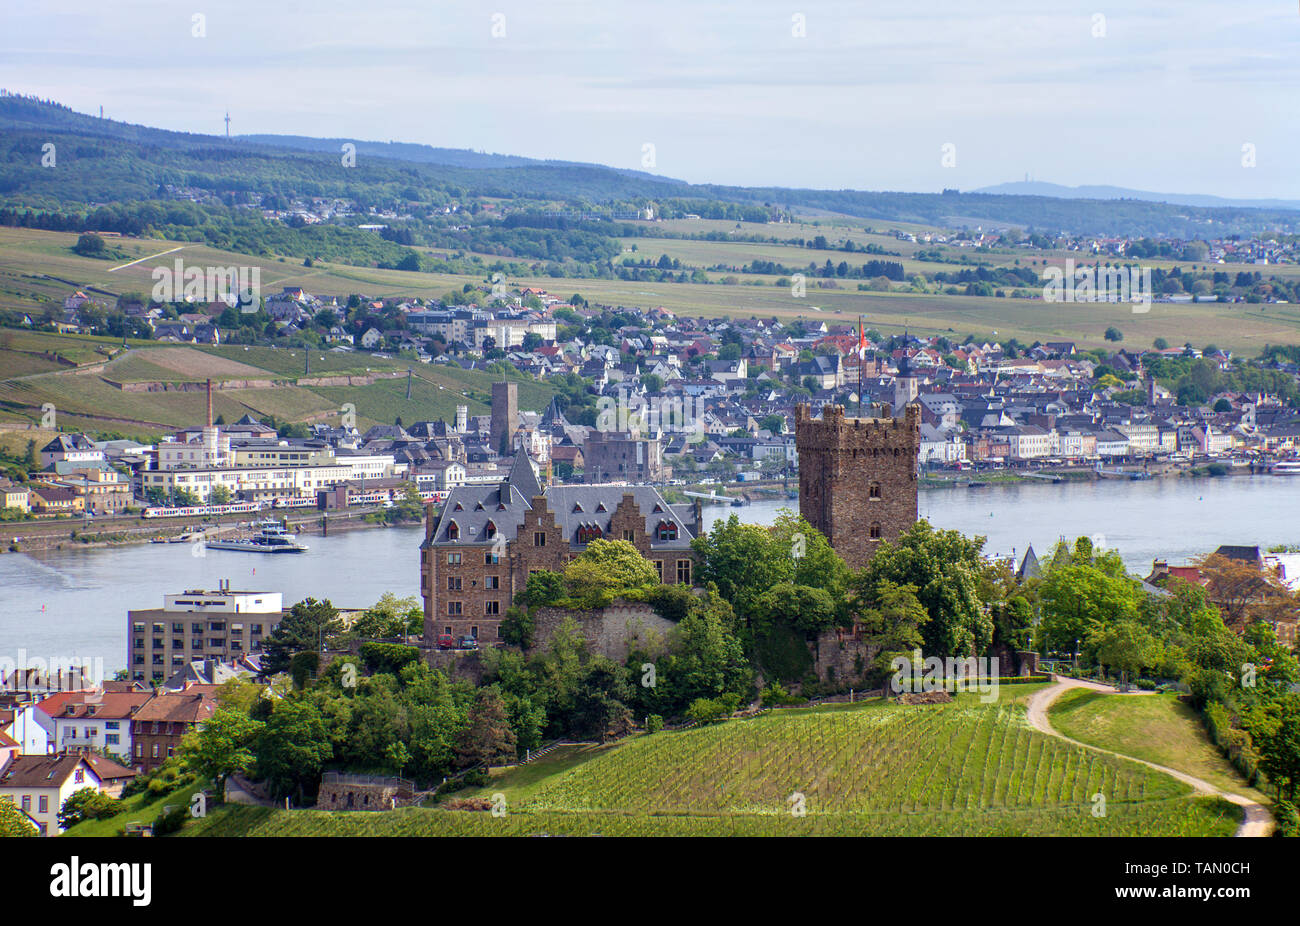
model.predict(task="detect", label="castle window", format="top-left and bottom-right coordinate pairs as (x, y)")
top-left (869, 482), bottom-right (882, 500)
top-left (533, 531), bottom-right (547, 547)
top-left (447, 520), bottom-right (460, 541)
top-left (485, 551), bottom-right (501, 565)
top-left (676, 559), bottom-right (691, 585)
top-left (656, 521), bottom-right (678, 542)
top-left (576, 524), bottom-right (603, 544)
top-left (447, 552), bottom-right (462, 565)
top-left (447, 602), bottom-right (462, 615)
top-left (869, 522), bottom-right (882, 540)
top-left (653, 560), bottom-right (663, 580)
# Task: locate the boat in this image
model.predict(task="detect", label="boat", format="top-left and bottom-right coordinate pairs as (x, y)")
top-left (1270, 460), bottom-right (1300, 476)
top-left (967, 481), bottom-right (989, 488)
top-left (730, 496), bottom-right (746, 507)
top-left (204, 521), bottom-right (308, 553)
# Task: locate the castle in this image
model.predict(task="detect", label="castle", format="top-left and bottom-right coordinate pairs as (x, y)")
top-left (419, 454), bottom-right (702, 644)
top-left (795, 401), bottom-right (921, 571)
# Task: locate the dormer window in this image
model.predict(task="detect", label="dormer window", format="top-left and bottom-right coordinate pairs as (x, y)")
top-left (573, 502), bottom-right (584, 513)
top-left (576, 524), bottom-right (603, 544)
top-left (447, 520), bottom-right (460, 541)
top-left (656, 521), bottom-right (678, 542)
top-left (596, 502), bottom-right (607, 512)
top-left (453, 502), bottom-right (463, 511)
top-left (484, 520), bottom-right (497, 540)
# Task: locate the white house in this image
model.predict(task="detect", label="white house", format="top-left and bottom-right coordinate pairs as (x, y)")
top-left (0, 754), bottom-right (105, 836)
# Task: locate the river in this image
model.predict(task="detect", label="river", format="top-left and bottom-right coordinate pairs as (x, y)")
top-left (0, 475), bottom-right (1296, 674)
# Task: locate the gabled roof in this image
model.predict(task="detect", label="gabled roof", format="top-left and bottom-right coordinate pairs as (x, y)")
top-left (0, 754), bottom-right (98, 790)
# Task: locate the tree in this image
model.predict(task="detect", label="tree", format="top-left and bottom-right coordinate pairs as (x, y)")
top-left (209, 485), bottom-right (233, 505)
top-left (857, 580), bottom-right (930, 674)
top-left (0, 797), bottom-right (36, 837)
top-left (856, 521), bottom-right (993, 656)
top-left (73, 233), bottom-right (106, 256)
top-left (1104, 326), bottom-right (1124, 342)
top-left (254, 697), bottom-right (333, 802)
top-left (351, 592), bottom-right (422, 639)
top-left (260, 598), bottom-right (343, 675)
top-left (57, 787), bottom-right (124, 828)
top-left (454, 688), bottom-right (518, 768)
top-left (1089, 620), bottom-right (1159, 688)
top-left (563, 538), bottom-right (659, 608)
top-left (1246, 692), bottom-right (1300, 803)
top-left (179, 707), bottom-right (264, 799)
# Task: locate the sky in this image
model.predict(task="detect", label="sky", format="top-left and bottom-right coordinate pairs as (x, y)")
top-left (2, 0), bottom-right (1299, 198)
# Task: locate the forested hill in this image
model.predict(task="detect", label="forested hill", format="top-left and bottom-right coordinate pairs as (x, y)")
top-left (2, 93), bottom-right (1299, 238)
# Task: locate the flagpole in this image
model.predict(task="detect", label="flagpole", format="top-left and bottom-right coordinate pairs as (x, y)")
top-left (858, 315), bottom-right (864, 416)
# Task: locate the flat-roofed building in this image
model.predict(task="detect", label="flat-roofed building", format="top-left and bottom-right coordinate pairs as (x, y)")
top-left (127, 583), bottom-right (284, 683)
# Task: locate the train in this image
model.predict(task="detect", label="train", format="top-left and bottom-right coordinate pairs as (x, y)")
top-left (141, 487), bottom-right (449, 519)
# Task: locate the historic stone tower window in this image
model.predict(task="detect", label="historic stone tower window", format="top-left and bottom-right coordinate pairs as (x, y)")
top-left (533, 531), bottom-right (547, 547)
top-left (868, 482), bottom-right (882, 500)
top-left (869, 521), bottom-right (882, 540)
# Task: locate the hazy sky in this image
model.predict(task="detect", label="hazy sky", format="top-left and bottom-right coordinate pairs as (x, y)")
top-left (3, 0), bottom-right (1298, 197)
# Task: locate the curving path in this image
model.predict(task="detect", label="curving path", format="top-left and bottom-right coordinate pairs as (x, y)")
top-left (1025, 677), bottom-right (1272, 838)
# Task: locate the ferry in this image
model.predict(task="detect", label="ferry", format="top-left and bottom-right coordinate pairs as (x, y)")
top-left (204, 521), bottom-right (308, 553)
top-left (1270, 460), bottom-right (1300, 476)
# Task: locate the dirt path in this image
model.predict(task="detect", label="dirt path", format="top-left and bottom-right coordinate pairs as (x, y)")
top-left (1025, 677), bottom-right (1272, 838)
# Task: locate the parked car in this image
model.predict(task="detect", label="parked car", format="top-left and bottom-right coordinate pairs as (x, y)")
top-left (456, 635), bottom-right (479, 651)
top-left (435, 633), bottom-right (454, 650)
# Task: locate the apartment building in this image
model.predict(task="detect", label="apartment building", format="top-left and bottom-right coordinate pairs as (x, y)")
top-left (127, 585), bottom-right (284, 683)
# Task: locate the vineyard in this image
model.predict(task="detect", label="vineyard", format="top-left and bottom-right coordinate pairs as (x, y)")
top-left (183, 697), bottom-right (1243, 837)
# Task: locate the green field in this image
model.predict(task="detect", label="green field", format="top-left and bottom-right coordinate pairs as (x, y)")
top-left (175, 694), bottom-right (1242, 837)
top-left (4, 226), bottom-right (1300, 353)
top-left (1048, 689), bottom-right (1268, 803)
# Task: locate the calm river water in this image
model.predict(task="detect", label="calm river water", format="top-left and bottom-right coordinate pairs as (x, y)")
top-left (0, 476), bottom-right (1295, 673)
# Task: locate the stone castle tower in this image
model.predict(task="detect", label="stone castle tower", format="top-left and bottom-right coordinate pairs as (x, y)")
top-left (491, 381), bottom-right (518, 455)
top-left (795, 402), bottom-right (920, 570)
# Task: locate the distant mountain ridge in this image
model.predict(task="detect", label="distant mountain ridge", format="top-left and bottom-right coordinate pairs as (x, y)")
top-left (3, 94), bottom-right (1300, 238)
top-left (235, 134), bottom-right (683, 184)
top-left (974, 180), bottom-right (1300, 212)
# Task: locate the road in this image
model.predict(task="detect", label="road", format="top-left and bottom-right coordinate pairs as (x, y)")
top-left (1025, 677), bottom-right (1272, 838)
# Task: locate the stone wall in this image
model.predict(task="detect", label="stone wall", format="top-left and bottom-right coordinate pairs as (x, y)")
top-left (530, 599), bottom-right (676, 660)
top-left (811, 627), bottom-right (879, 687)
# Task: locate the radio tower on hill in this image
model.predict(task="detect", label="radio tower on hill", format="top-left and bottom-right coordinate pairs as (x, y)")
top-left (224, 112), bottom-right (231, 138)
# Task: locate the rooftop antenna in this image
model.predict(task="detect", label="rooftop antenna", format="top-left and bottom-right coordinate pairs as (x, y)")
top-left (224, 112), bottom-right (231, 138)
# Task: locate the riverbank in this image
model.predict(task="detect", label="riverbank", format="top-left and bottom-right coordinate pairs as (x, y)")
top-left (1, 506), bottom-right (418, 554)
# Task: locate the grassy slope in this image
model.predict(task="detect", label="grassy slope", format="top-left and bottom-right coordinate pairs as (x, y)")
top-left (175, 693), bottom-right (1240, 837)
top-left (1048, 688), bottom-right (1269, 804)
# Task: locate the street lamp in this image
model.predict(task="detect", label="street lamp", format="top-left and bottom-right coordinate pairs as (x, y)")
top-left (1073, 638), bottom-right (1080, 675)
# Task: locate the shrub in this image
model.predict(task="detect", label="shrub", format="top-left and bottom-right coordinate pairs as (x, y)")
top-left (152, 802), bottom-right (189, 836)
top-left (645, 714), bottom-right (664, 734)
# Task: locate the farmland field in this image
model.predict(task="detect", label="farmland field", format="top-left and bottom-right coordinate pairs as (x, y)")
top-left (3, 226), bottom-right (1299, 352)
top-left (177, 695), bottom-right (1243, 838)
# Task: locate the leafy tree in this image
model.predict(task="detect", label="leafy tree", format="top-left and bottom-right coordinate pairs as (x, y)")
top-left (856, 520), bottom-right (993, 656)
top-left (179, 707), bottom-right (264, 799)
top-left (563, 538), bottom-right (658, 608)
top-left (0, 797), bottom-right (36, 836)
top-left (857, 580), bottom-right (930, 675)
top-left (351, 592), bottom-right (422, 638)
top-left (1246, 692), bottom-right (1300, 803)
top-left (254, 697), bottom-right (333, 802)
top-left (58, 787), bottom-right (124, 828)
top-left (454, 688), bottom-right (518, 768)
top-left (1089, 620), bottom-right (1159, 688)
